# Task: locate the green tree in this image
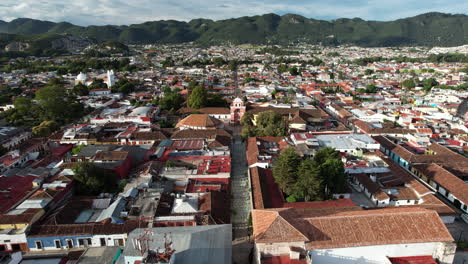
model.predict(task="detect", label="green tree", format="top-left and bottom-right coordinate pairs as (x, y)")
top-left (36, 84), bottom-right (84, 122)
top-left (401, 79), bottom-right (416, 89)
top-left (294, 159), bottom-right (323, 201)
top-left (32, 120), bottom-right (59, 137)
top-left (277, 64), bottom-right (288, 74)
top-left (160, 89), bottom-right (184, 111)
top-left (36, 85), bottom-right (68, 120)
top-left (13, 97), bottom-right (33, 115)
top-left (228, 60), bottom-right (239, 71)
top-left (364, 69), bottom-right (374, 75)
top-left (71, 144), bottom-right (86, 155)
top-left (187, 86), bottom-right (207, 109)
top-left (311, 147), bottom-right (346, 198)
top-left (110, 78), bottom-right (135, 94)
top-left (213, 57), bottom-right (226, 67)
top-left (289, 66), bottom-right (299, 76)
top-left (423, 78), bottom-right (438, 92)
top-left (255, 111), bottom-right (288, 137)
top-left (272, 147), bottom-right (302, 195)
top-left (365, 84), bottom-right (377, 93)
top-left (206, 94), bottom-right (228, 107)
top-left (73, 162), bottom-right (119, 195)
top-left (72, 83), bottom-right (89, 96)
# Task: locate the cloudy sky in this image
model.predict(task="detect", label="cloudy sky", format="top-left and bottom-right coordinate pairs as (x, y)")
top-left (0, 0), bottom-right (466, 26)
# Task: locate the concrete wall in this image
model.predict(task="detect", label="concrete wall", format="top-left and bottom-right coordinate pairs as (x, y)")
top-left (309, 242), bottom-right (454, 264)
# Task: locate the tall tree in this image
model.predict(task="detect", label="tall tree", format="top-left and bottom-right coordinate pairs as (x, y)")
top-left (187, 85), bottom-right (207, 109)
top-left (72, 83), bottom-right (89, 96)
top-left (272, 147), bottom-right (301, 195)
top-left (312, 147), bottom-right (346, 197)
top-left (294, 159), bottom-right (323, 201)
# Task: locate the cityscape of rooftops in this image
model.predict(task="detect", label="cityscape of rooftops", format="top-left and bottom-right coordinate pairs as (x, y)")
top-left (0, 1), bottom-right (466, 264)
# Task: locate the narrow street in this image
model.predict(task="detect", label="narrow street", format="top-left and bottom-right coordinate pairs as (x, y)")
top-left (230, 134), bottom-right (251, 238)
top-left (230, 126), bottom-right (253, 264)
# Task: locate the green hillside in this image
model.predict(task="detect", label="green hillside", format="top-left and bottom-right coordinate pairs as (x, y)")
top-left (0, 12), bottom-right (466, 47)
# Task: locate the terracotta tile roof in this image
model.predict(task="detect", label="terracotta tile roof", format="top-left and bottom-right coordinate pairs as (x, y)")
top-left (93, 151), bottom-right (129, 161)
top-left (178, 107), bottom-right (230, 115)
top-left (0, 208), bottom-right (42, 225)
top-left (28, 220), bottom-right (142, 237)
top-left (413, 163), bottom-right (468, 204)
top-left (261, 256), bottom-right (308, 264)
top-left (354, 173), bottom-right (390, 201)
top-left (355, 121), bottom-right (416, 135)
top-left (198, 191), bottom-right (230, 224)
top-left (175, 114), bottom-right (222, 129)
top-left (247, 107), bottom-right (323, 119)
top-left (252, 208), bottom-right (453, 249)
top-left (170, 129), bottom-right (232, 140)
top-left (246, 137), bottom-right (287, 167)
top-left (132, 131), bottom-right (168, 140)
top-left (252, 210), bottom-right (309, 243)
top-left (388, 255), bottom-right (437, 264)
top-left (247, 137), bottom-right (261, 167)
top-left (250, 167), bottom-right (284, 209)
top-left (282, 199), bottom-right (356, 209)
top-left (207, 135), bottom-right (232, 149)
top-left (378, 154), bottom-right (456, 216)
top-left (374, 136), bottom-right (468, 165)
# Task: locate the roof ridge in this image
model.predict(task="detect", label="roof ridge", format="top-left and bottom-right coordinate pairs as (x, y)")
top-left (277, 209), bottom-right (310, 240)
top-left (304, 209), bottom-right (433, 220)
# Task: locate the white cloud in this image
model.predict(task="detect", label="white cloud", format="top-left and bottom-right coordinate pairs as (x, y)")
top-left (0, 0), bottom-right (466, 25)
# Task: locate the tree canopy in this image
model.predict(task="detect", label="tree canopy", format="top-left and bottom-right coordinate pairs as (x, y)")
top-left (73, 162), bottom-right (120, 195)
top-left (241, 111), bottom-right (288, 138)
top-left (401, 79), bottom-right (416, 89)
top-left (157, 88), bottom-right (184, 112)
top-left (2, 80), bottom-right (85, 127)
top-left (187, 86), bottom-right (207, 109)
top-left (273, 147), bottom-right (346, 202)
top-left (272, 147), bottom-right (302, 195)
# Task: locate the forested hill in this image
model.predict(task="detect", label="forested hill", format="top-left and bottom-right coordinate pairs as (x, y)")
top-left (0, 12), bottom-right (467, 47)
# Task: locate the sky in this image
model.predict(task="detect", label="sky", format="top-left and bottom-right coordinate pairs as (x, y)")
top-left (0, 0), bottom-right (466, 26)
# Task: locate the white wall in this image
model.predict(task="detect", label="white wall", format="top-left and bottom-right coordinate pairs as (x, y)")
top-left (257, 242), bottom-right (305, 257)
top-left (0, 233), bottom-right (27, 250)
top-left (309, 242), bottom-right (454, 264)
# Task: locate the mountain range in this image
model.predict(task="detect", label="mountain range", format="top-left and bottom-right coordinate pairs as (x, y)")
top-left (0, 12), bottom-right (467, 50)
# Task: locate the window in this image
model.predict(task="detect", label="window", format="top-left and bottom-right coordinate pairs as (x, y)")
top-left (0, 245), bottom-right (6, 251)
top-left (66, 239), bottom-right (73, 249)
top-left (11, 244), bottom-right (20, 251)
top-left (35, 241), bottom-right (43, 250)
top-left (54, 240), bottom-right (61, 249)
top-left (115, 239), bottom-right (124, 247)
top-left (78, 238), bottom-right (91, 248)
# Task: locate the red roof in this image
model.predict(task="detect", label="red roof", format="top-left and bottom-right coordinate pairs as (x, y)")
top-left (0, 175), bottom-right (36, 214)
top-left (50, 144), bottom-right (74, 157)
top-left (388, 256), bottom-right (437, 264)
top-left (282, 199), bottom-right (356, 209)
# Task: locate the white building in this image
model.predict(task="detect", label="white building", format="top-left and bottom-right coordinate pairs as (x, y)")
top-left (252, 207), bottom-right (456, 264)
top-left (106, 70), bottom-right (115, 88)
